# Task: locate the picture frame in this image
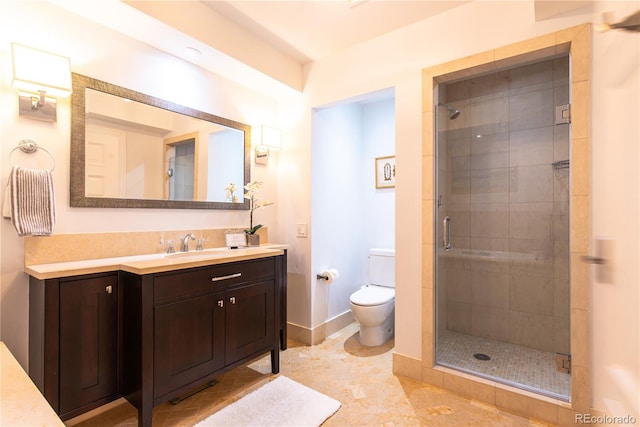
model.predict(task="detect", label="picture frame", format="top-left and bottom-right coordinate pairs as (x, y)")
top-left (375, 155), bottom-right (396, 188)
top-left (225, 231), bottom-right (247, 248)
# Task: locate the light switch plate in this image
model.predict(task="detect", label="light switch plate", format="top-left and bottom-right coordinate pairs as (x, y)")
top-left (296, 223), bottom-right (307, 238)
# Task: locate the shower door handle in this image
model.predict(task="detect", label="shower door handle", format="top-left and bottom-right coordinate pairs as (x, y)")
top-left (443, 216), bottom-right (451, 251)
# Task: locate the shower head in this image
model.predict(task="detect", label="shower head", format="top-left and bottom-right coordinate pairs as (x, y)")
top-left (438, 103), bottom-right (461, 120)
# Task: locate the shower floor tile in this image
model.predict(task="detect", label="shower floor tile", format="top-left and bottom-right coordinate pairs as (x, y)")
top-left (437, 330), bottom-right (570, 399)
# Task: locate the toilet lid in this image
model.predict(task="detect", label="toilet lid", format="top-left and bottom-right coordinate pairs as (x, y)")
top-left (350, 286), bottom-right (395, 306)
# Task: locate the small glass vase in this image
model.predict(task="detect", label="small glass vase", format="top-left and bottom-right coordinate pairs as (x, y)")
top-left (246, 233), bottom-right (260, 246)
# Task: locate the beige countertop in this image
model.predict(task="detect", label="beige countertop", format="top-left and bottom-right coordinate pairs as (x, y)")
top-left (0, 342), bottom-right (65, 427)
top-left (25, 244), bottom-right (288, 280)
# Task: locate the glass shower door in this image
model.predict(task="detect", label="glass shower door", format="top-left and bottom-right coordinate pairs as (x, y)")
top-left (434, 56), bottom-right (571, 400)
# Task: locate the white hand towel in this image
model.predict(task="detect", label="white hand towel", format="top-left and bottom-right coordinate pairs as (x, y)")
top-left (8, 166), bottom-right (56, 236)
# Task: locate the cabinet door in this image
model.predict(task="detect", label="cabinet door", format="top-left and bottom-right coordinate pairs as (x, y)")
top-left (154, 292), bottom-right (225, 399)
top-left (226, 281), bottom-right (274, 363)
top-left (59, 274), bottom-right (118, 416)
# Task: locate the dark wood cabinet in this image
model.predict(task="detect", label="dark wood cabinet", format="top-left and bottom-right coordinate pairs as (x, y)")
top-left (28, 251), bottom-right (286, 427)
top-left (153, 279), bottom-right (275, 402)
top-left (29, 273), bottom-right (120, 420)
top-left (122, 254), bottom-right (285, 427)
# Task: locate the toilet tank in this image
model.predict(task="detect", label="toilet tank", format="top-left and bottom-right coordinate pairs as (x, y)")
top-left (369, 248), bottom-right (395, 288)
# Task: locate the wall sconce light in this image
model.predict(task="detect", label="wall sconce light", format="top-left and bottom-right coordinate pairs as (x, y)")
top-left (11, 43), bottom-right (72, 123)
top-left (254, 125), bottom-right (281, 165)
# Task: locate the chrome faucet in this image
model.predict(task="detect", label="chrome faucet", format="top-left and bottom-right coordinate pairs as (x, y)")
top-left (181, 233), bottom-right (196, 252)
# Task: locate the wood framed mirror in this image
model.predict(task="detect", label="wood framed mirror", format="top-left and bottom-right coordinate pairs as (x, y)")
top-left (70, 73), bottom-right (250, 209)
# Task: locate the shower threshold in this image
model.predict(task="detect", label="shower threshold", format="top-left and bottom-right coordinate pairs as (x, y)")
top-left (436, 330), bottom-right (570, 401)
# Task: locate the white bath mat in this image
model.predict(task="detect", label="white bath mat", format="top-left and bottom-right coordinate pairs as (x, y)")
top-left (194, 376), bottom-right (341, 427)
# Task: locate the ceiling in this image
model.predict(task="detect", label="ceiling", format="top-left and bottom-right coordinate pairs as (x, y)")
top-left (46, 0), bottom-right (593, 97)
top-left (48, 0), bottom-right (468, 95)
top-left (199, 1), bottom-right (470, 63)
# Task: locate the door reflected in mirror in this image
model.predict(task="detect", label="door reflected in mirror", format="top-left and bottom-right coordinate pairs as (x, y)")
top-left (84, 88), bottom-right (245, 203)
top-left (71, 73), bottom-right (250, 210)
top-left (165, 134), bottom-right (196, 201)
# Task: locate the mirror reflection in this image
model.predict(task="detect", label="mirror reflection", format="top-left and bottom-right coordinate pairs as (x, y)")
top-left (70, 73), bottom-right (250, 210)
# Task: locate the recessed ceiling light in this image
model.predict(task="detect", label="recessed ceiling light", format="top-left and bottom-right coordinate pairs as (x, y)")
top-left (184, 47), bottom-right (201, 57)
top-left (349, 0), bottom-right (368, 7)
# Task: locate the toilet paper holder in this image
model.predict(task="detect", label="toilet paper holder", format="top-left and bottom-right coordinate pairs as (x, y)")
top-left (316, 268), bottom-right (339, 283)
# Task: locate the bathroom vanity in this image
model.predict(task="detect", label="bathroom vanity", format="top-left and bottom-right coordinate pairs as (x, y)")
top-left (26, 247), bottom-right (287, 426)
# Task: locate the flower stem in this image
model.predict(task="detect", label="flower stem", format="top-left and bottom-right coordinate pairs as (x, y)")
top-left (250, 198), bottom-right (254, 232)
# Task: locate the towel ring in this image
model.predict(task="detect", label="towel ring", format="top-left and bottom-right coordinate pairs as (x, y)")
top-left (9, 140), bottom-right (56, 172)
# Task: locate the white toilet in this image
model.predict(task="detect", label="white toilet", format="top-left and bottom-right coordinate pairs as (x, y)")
top-left (349, 248), bottom-right (395, 346)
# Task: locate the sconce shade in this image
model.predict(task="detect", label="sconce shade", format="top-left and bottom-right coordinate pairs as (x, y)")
top-left (256, 125), bottom-right (281, 150)
top-left (11, 43), bottom-right (72, 98)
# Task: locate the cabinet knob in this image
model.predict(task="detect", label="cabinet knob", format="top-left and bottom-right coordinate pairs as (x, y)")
top-left (105, 285), bottom-right (113, 294)
top-left (217, 300), bottom-right (224, 308)
top-left (229, 296), bottom-right (236, 304)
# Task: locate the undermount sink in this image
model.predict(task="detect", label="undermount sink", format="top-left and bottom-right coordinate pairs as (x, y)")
top-left (164, 247), bottom-right (262, 259)
top-left (164, 248), bottom-right (231, 259)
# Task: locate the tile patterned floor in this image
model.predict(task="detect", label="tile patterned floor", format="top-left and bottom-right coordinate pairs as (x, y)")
top-left (69, 323), bottom-right (555, 426)
top-left (437, 330), bottom-right (570, 400)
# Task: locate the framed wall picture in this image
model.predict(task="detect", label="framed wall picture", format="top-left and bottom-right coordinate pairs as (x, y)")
top-left (375, 155), bottom-right (396, 188)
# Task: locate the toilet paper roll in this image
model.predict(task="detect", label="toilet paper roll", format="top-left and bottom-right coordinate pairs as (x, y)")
top-left (320, 268), bottom-right (339, 284)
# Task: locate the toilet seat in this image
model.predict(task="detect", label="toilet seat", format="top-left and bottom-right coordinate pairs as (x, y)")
top-left (350, 286), bottom-right (395, 306)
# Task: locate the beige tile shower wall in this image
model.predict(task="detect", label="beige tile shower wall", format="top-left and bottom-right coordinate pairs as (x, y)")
top-left (441, 57), bottom-right (570, 354)
top-left (24, 227), bottom-right (268, 265)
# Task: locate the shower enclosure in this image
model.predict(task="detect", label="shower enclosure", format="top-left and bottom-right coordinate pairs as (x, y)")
top-left (434, 56), bottom-right (571, 400)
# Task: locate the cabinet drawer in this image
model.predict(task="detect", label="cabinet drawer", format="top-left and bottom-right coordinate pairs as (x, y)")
top-left (154, 258), bottom-right (275, 302)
